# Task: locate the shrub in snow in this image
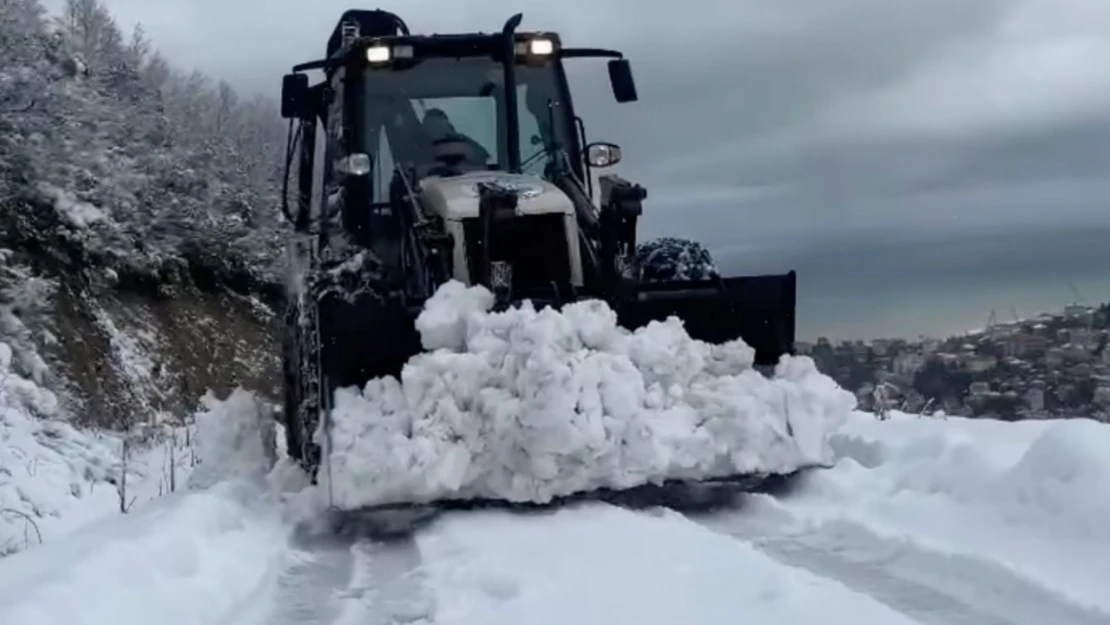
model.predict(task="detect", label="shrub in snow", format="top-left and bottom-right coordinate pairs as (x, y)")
top-left (187, 388), bottom-right (276, 490)
top-left (321, 281), bottom-right (856, 510)
top-left (0, 251), bottom-right (57, 391)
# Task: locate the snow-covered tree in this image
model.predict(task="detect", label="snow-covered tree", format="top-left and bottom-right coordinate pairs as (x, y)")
top-left (0, 0), bottom-right (289, 296)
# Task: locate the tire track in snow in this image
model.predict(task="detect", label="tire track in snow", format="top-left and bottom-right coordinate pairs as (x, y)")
top-left (331, 538), bottom-right (432, 625)
top-left (248, 528), bottom-right (430, 625)
top-left (694, 510), bottom-right (1110, 625)
top-left (260, 535), bottom-right (357, 625)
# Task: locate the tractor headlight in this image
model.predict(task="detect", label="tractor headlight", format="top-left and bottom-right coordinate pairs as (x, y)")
top-left (365, 44), bottom-right (413, 64)
top-left (515, 37), bottom-right (557, 57)
top-left (529, 38), bottom-right (554, 55)
top-left (366, 45), bottom-right (390, 63)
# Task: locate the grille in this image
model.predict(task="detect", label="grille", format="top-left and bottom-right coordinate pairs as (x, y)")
top-left (462, 214), bottom-right (571, 294)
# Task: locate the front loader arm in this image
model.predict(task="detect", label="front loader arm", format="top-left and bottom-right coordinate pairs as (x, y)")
top-left (597, 174), bottom-right (645, 292)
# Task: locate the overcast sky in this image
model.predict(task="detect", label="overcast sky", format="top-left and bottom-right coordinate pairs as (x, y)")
top-left (61, 1), bottom-right (1110, 271)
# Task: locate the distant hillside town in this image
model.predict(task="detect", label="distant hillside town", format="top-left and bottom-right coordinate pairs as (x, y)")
top-left (801, 301), bottom-right (1110, 421)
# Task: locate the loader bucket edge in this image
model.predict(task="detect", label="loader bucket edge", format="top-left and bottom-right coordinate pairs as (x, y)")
top-left (618, 271), bottom-right (797, 366)
top-left (326, 468), bottom-right (817, 538)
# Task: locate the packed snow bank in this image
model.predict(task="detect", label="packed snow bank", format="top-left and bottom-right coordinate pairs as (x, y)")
top-left (185, 388), bottom-right (319, 527)
top-left (188, 388), bottom-right (276, 490)
top-left (0, 480), bottom-right (289, 625)
top-left (0, 341), bottom-right (188, 556)
top-left (413, 504), bottom-right (919, 625)
top-left (757, 411), bottom-right (1110, 615)
top-left (323, 281), bottom-right (855, 509)
top-left (0, 390), bottom-right (299, 625)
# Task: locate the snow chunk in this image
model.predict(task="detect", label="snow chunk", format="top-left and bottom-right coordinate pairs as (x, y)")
top-left (36, 183), bottom-right (106, 228)
top-left (323, 281), bottom-right (855, 509)
top-left (413, 279), bottom-right (495, 351)
top-left (188, 389), bottom-right (276, 490)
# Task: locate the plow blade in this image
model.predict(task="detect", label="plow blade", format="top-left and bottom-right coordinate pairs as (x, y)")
top-left (325, 470), bottom-right (811, 539)
top-left (617, 271), bottom-right (797, 366)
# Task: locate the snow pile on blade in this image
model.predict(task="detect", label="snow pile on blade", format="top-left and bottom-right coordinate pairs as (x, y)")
top-left (322, 281), bottom-right (855, 510)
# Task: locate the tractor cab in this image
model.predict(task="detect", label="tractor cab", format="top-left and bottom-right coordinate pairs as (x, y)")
top-left (280, 9), bottom-right (643, 301)
top-left (280, 10), bottom-right (636, 226)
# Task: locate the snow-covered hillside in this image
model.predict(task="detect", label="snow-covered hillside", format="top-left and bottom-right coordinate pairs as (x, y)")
top-left (1, 0), bottom-right (288, 290)
top-left (0, 335), bottom-right (196, 557)
top-left (1, 0), bottom-right (287, 431)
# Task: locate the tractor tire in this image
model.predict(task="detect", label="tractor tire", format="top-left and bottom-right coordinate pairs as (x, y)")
top-left (635, 237), bottom-right (720, 283)
top-left (281, 297), bottom-right (321, 475)
top-left (280, 318), bottom-right (305, 463)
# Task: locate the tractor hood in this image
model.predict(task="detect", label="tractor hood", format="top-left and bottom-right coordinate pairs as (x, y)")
top-left (418, 171), bottom-right (573, 220)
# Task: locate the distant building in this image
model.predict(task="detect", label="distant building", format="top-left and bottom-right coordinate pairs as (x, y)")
top-left (965, 355), bottom-right (998, 373)
top-left (1065, 304), bottom-right (1093, 319)
top-left (969, 381), bottom-right (991, 395)
top-left (893, 353), bottom-right (924, 376)
top-left (1005, 333), bottom-right (1048, 357)
top-left (1061, 345), bottom-right (1092, 363)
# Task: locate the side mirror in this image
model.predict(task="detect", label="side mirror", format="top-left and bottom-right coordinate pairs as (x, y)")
top-left (586, 142), bottom-right (622, 167)
top-left (607, 59), bottom-right (638, 103)
top-left (281, 73), bottom-right (309, 119)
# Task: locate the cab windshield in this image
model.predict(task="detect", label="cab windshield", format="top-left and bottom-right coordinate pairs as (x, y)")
top-left (361, 56), bottom-right (575, 196)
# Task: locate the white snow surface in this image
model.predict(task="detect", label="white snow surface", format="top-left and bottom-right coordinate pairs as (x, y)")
top-left (0, 480), bottom-right (288, 625)
top-left (0, 388), bottom-right (295, 625)
top-left (323, 280), bottom-right (856, 509)
top-left (5, 388), bottom-right (1110, 625)
top-left (411, 505), bottom-right (920, 625)
top-left (725, 411), bottom-right (1110, 618)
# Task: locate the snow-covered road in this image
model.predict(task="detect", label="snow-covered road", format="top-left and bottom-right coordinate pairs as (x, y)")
top-left (699, 511), bottom-right (1108, 625)
top-left (240, 504), bottom-right (923, 625)
top-left (257, 532), bottom-right (429, 625)
top-left (691, 411), bottom-right (1110, 625)
top-left (6, 407), bottom-right (1110, 625)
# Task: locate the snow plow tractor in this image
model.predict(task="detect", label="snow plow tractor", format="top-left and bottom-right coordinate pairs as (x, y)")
top-left (277, 9), bottom-right (800, 519)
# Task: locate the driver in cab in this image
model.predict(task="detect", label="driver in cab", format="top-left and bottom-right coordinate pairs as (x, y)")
top-left (421, 108), bottom-right (491, 171)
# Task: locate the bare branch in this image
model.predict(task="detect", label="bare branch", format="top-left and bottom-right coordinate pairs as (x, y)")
top-left (0, 507), bottom-right (43, 546)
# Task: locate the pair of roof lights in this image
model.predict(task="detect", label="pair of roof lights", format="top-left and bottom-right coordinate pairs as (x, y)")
top-left (365, 37), bottom-right (555, 63)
